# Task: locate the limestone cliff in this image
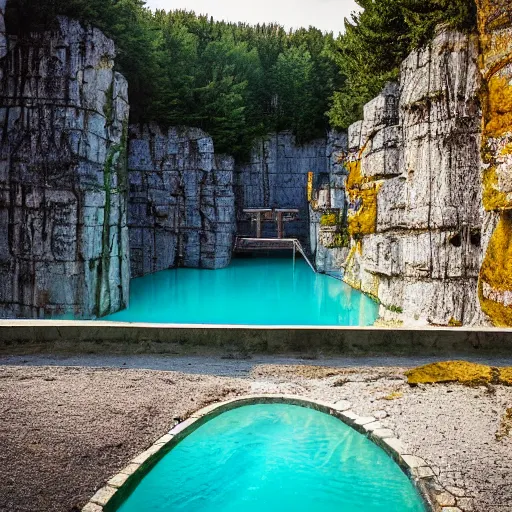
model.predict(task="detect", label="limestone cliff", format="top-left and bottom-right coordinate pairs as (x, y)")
top-left (342, 30), bottom-right (483, 325)
top-left (0, 17), bottom-right (130, 318)
top-left (309, 132), bottom-right (350, 273)
top-left (476, 0), bottom-right (512, 327)
top-left (128, 124), bottom-right (235, 278)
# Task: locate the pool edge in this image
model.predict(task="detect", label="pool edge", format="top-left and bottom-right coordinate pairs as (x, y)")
top-left (82, 395), bottom-right (453, 512)
top-left (2, 322), bottom-right (512, 357)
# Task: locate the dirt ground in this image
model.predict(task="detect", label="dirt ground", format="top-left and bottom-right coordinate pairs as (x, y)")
top-left (0, 356), bottom-right (511, 512)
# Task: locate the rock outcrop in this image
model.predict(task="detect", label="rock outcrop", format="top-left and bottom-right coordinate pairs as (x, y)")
top-left (0, 0), bottom-right (6, 62)
top-left (476, 0), bottom-right (512, 327)
top-left (128, 124), bottom-right (235, 278)
top-left (342, 30), bottom-right (483, 325)
top-left (309, 132), bottom-right (350, 273)
top-left (0, 17), bottom-right (130, 318)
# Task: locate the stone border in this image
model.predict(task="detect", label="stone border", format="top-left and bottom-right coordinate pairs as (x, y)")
top-left (2, 320), bottom-right (512, 356)
top-left (81, 395), bottom-right (462, 512)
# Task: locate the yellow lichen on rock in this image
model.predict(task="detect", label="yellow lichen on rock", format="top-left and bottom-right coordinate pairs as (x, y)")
top-left (343, 241), bottom-right (363, 291)
top-left (477, 0), bottom-right (512, 326)
top-left (406, 361), bottom-right (494, 386)
top-left (499, 367), bottom-right (512, 386)
top-left (496, 408), bottom-right (512, 441)
top-left (485, 75), bottom-right (512, 139)
top-left (406, 361), bottom-right (512, 386)
top-left (479, 213), bottom-right (512, 326)
top-left (345, 158), bottom-right (381, 238)
top-left (482, 164), bottom-right (510, 212)
top-left (382, 391), bottom-right (403, 401)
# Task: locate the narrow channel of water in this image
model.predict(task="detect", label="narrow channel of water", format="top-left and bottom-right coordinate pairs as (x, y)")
top-left (104, 257), bottom-right (378, 326)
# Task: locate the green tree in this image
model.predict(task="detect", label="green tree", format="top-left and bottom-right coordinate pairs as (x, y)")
top-left (327, 0), bottom-right (410, 129)
top-left (327, 0), bottom-right (477, 130)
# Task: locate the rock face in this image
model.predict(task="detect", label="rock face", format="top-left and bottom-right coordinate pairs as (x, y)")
top-left (342, 30), bottom-right (483, 325)
top-left (476, 0), bottom-right (512, 327)
top-left (0, 0), bottom-right (6, 62)
top-left (0, 17), bottom-right (130, 318)
top-left (235, 132), bottom-right (331, 243)
top-left (309, 132), bottom-right (350, 273)
top-left (128, 124), bottom-right (235, 278)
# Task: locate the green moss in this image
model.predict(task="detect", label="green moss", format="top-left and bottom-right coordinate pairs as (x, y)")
top-left (103, 82), bottom-right (114, 127)
top-left (324, 229), bottom-right (350, 249)
top-left (448, 317), bottom-right (463, 327)
top-left (95, 121), bottom-right (128, 317)
top-left (320, 213), bottom-right (338, 227)
top-left (386, 304), bottom-right (403, 314)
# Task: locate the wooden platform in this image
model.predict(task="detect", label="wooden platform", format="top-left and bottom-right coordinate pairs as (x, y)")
top-left (234, 237), bottom-right (316, 272)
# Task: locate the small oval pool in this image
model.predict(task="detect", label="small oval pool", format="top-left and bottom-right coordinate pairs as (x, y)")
top-left (115, 404), bottom-right (426, 512)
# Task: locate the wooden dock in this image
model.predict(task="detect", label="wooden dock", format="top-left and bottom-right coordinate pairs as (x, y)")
top-left (234, 237), bottom-right (316, 273)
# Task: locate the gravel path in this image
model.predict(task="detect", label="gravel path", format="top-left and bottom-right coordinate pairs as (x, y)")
top-left (3, 353), bottom-right (512, 376)
top-left (1, 357), bottom-right (511, 512)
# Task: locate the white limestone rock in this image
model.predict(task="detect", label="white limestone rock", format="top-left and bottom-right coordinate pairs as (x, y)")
top-left (0, 17), bottom-right (130, 319)
top-left (342, 29), bottom-right (484, 326)
top-left (127, 124), bottom-right (235, 277)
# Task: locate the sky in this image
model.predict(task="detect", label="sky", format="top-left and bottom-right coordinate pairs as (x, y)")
top-left (145, 0), bottom-right (361, 35)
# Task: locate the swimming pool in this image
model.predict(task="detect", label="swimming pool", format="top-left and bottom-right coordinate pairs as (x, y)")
top-left (104, 258), bottom-right (379, 325)
top-left (114, 404), bottom-right (426, 512)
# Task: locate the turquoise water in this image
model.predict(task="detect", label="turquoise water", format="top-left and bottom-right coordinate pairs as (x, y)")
top-left (116, 404), bottom-right (426, 512)
top-left (104, 258), bottom-right (378, 325)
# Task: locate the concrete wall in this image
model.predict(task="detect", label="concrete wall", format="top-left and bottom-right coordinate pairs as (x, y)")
top-left (1, 321), bottom-right (511, 356)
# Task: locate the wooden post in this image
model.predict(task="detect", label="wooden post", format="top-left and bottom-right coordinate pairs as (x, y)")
top-left (277, 211), bottom-right (283, 239)
top-left (256, 212), bottom-right (262, 238)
